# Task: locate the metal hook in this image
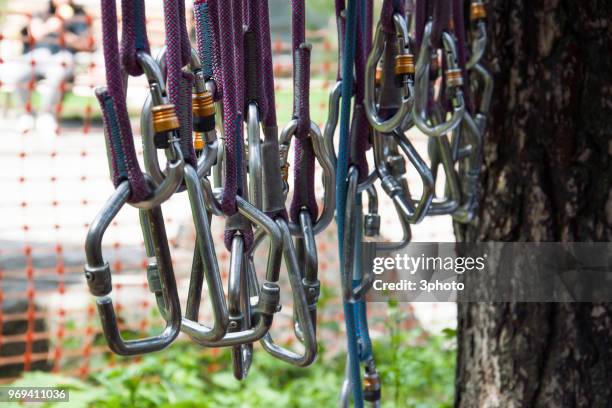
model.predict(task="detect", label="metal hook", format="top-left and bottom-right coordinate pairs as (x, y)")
top-left (247, 103), bottom-right (264, 210)
top-left (141, 49), bottom-right (219, 186)
top-left (182, 196), bottom-right (283, 347)
top-left (279, 119), bottom-right (336, 236)
top-left (364, 14), bottom-right (414, 134)
top-left (466, 0), bottom-right (488, 70)
top-left (372, 130), bottom-right (435, 224)
top-left (84, 180), bottom-right (181, 355)
top-left (228, 235), bottom-right (254, 380)
top-left (115, 52), bottom-right (185, 211)
top-left (293, 211), bottom-right (320, 342)
top-left (323, 82), bottom-right (378, 192)
top-left (412, 22), bottom-right (466, 137)
top-left (259, 218), bottom-right (317, 367)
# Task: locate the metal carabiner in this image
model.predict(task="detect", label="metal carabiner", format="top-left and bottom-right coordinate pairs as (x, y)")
top-left (293, 211), bottom-right (320, 342)
top-left (466, 0), bottom-right (488, 70)
top-left (227, 235), bottom-right (254, 380)
top-left (246, 103), bottom-right (263, 210)
top-left (141, 48), bottom-right (219, 185)
top-left (471, 63), bottom-right (494, 135)
top-left (452, 111), bottom-right (483, 223)
top-left (84, 180), bottom-right (181, 355)
top-left (364, 13), bottom-right (414, 133)
top-left (419, 103), bottom-right (463, 216)
top-left (342, 166), bottom-right (378, 299)
top-left (259, 217), bottom-right (317, 367)
top-left (135, 51), bottom-right (229, 342)
top-left (181, 196), bottom-right (283, 347)
top-left (323, 81), bottom-right (342, 169)
top-left (323, 81), bottom-right (378, 191)
top-left (372, 130), bottom-right (435, 224)
top-left (279, 119), bottom-right (336, 236)
top-left (413, 22), bottom-right (466, 137)
top-left (108, 52), bottom-right (185, 211)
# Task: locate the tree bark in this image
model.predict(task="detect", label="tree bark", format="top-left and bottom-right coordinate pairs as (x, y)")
top-left (455, 1), bottom-right (612, 407)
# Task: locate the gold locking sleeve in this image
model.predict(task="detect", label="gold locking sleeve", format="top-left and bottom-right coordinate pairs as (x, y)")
top-left (152, 104), bottom-right (180, 133)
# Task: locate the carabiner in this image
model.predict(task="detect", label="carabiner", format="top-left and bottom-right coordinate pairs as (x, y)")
top-left (466, 0), bottom-right (488, 69)
top-left (372, 130), bottom-right (435, 224)
top-left (419, 105), bottom-right (463, 216)
top-left (259, 218), bottom-right (317, 367)
top-left (293, 211), bottom-right (320, 342)
top-left (279, 119), bottom-right (336, 236)
top-left (341, 166), bottom-right (378, 299)
top-left (227, 235), bottom-right (254, 380)
top-left (451, 111), bottom-right (483, 223)
top-left (323, 81), bottom-right (378, 191)
top-left (101, 51), bottom-right (186, 210)
top-left (84, 180), bottom-right (181, 355)
top-left (364, 13), bottom-right (414, 133)
top-left (246, 103), bottom-right (263, 210)
top-left (182, 196), bottom-right (283, 347)
top-left (413, 22), bottom-right (466, 137)
top-left (471, 63), bottom-right (494, 134)
top-left (141, 48), bottom-right (218, 184)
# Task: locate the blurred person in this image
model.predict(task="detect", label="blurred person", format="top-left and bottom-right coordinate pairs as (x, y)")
top-left (2, 0), bottom-right (93, 132)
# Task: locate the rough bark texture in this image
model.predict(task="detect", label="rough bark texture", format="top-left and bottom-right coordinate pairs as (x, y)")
top-left (455, 1), bottom-right (612, 407)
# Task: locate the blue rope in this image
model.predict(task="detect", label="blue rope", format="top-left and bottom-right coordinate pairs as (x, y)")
top-left (133, 0), bottom-right (146, 52)
top-left (194, 1), bottom-right (214, 79)
top-left (103, 96), bottom-right (128, 181)
top-left (352, 194), bottom-right (373, 362)
top-left (336, 0), bottom-right (363, 406)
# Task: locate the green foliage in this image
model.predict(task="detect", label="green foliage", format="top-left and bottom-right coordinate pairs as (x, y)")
top-left (11, 323), bottom-right (455, 408)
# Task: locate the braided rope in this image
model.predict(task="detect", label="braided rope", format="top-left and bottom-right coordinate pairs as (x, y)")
top-left (98, 0), bottom-right (149, 202)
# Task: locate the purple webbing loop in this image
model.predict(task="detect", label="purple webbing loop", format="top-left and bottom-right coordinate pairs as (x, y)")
top-left (351, 0), bottom-right (372, 183)
top-left (289, 0), bottom-right (318, 223)
top-left (431, 0), bottom-right (451, 46)
top-left (291, 0), bottom-right (309, 136)
top-left (99, 0), bottom-right (149, 202)
top-left (381, 0), bottom-right (405, 33)
top-left (257, 2), bottom-right (277, 128)
top-left (204, 0), bottom-right (222, 101)
top-left (210, 0), bottom-right (253, 251)
top-left (164, 0), bottom-right (197, 168)
top-left (415, 0), bottom-right (427, 47)
top-left (120, 0), bottom-right (149, 76)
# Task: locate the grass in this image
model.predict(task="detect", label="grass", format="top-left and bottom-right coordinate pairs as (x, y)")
top-left (7, 304), bottom-right (456, 408)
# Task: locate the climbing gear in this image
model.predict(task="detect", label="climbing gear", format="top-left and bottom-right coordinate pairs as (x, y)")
top-left (83, 0), bottom-right (492, 403)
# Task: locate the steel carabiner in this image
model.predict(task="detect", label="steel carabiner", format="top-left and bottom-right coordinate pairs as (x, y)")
top-left (259, 218), bottom-right (317, 367)
top-left (293, 210), bottom-right (320, 342)
top-left (227, 235), bottom-right (254, 380)
top-left (136, 51), bottom-right (229, 343)
top-left (364, 13), bottom-right (415, 133)
top-left (182, 196), bottom-right (283, 347)
top-left (413, 22), bottom-right (466, 137)
top-left (141, 48), bottom-right (219, 185)
top-left (84, 180), bottom-right (181, 355)
top-left (372, 129), bottom-right (435, 225)
top-left (99, 51), bottom-right (186, 211)
top-left (246, 103), bottom-right (264, 210)
top-left (279, 119), bottom-right (336, 236)
top-left (324, 81), bottom-right (378, 191)
top-left (466, 0), bottom-right (488, 70)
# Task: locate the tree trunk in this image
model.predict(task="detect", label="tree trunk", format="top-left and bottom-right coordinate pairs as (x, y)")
top-left (455, 1), bottom-right (612, 407)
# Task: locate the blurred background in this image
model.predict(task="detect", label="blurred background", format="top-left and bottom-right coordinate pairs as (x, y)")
top-left (0, 0), bottom-right (456, 406)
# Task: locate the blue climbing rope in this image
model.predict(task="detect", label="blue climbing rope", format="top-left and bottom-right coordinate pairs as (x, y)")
top-left (336, 0), bottom-right (363, 406)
